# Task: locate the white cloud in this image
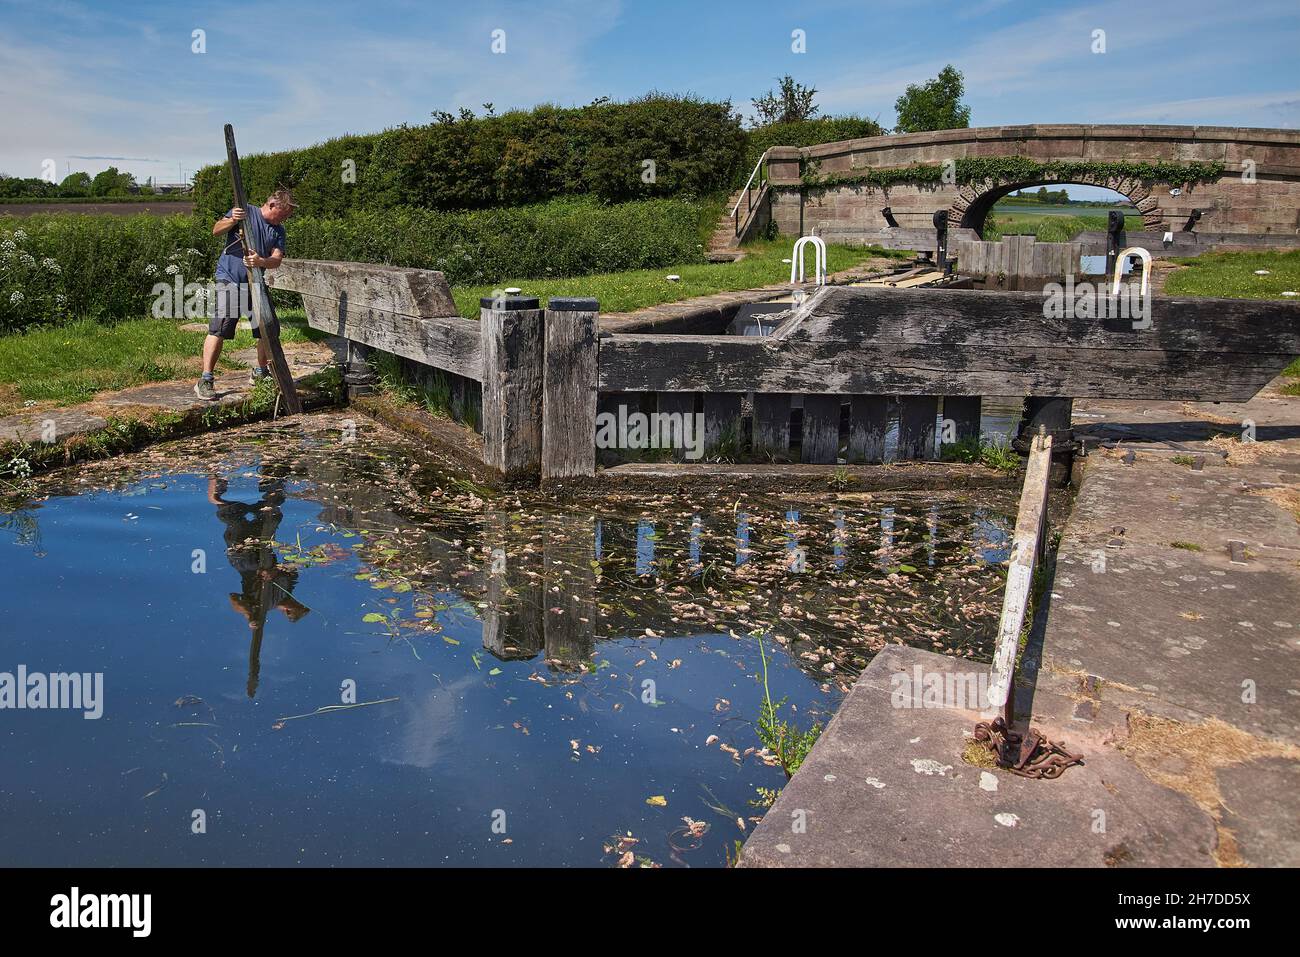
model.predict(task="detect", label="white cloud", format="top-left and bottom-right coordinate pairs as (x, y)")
top-left (0, 0), bottom-right (624, 179)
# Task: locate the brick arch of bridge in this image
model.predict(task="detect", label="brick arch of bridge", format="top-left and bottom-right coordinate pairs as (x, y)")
top-left (948, 174), bottom-right (1165, 233)
top-left (765, 125), bottom-right (1300, 239)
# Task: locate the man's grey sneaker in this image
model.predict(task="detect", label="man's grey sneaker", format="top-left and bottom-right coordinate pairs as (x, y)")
top-left (194, 378), bottom-right (216, 400)
top-left (249, 367), bottom-right (270, 386)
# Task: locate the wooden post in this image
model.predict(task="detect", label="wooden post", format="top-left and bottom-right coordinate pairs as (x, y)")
top-left (480, 296), bottom-right (544, 479)
top-left (985, 431), bottom-right (1052, 725)
top-left (343, 340), bottom-right (377, 400)
top-left (223, 124), bottom-right (301, 415)
top-left (542, 297), bottom-right (599, 480)
top-left (897, 396), bottom-right (939, 460)
top-left (848, 395), bottom-right (889, 463)
top-left (703, 393), bottom-right (743, 456)
top-left (752, 393), bottom-right (792, 459)
top-left (801, 394), bottom-right (841, 463)
top-left (943, 396), bottom-right (981, 446)
top-left (656, 392), bottom-right (696, 462)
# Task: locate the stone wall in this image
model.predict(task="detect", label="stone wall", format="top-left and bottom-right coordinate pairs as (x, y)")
top-left (763, 124), bottom-right (1300, 239)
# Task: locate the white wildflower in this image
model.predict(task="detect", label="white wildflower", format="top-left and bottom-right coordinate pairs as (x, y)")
top-left (9, 290), bottom-right (24, 305)
top-left (144, 264), bottom-right (159, 277)
top-left (12, 229), bottom-right (27, 242)
top-left (165, 264), bottom-right (180, 275)
top-left (42, 257), bottom-right (60, 274)
top-left (19, 253), bottom-right (36, 268)
top-left (0, 240), bottom-right (15, 253)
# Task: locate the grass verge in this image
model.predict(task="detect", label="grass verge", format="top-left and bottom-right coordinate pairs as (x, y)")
top-left (450, 240), bottom-right (908, 317)
top-left (0, 308), bottom-right (322, 415)
top-left (1164, 249), bottom-right (1300, 300)
top-left (1162, 250), bottom-right (1300, 395)
top-left (984, 211), bottom-right (1144, 242)
top-left (0, 365), bottom-right (342, 490)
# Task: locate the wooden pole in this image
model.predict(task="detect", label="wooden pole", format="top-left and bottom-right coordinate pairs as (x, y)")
top-left (223, 123), bottom-right (302, 415)
top-left (542, 297), bottom-right (598, 480)
top-left (985, 430), bottom-right (1052, 725)
top-left (479, 295), bottom-right (544, 479)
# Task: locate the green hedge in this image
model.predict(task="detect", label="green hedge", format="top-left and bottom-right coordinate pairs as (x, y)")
top-left (194, 105), bottom-right (889, 220)
top-left (283, 197), bottom-right (705, 285)
top-left (0, 196), bottom-right (705, 330)
top-left (193, 95), bottom-right (748, 220)
top-left (0, 215), bottom-right (215, 330)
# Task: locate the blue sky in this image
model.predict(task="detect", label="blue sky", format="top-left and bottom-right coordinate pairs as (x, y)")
top-left (2, 0), bottom-right (1297, 189)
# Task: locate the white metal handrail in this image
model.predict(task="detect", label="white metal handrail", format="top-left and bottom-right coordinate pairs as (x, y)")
top-left (790, 235), bottom-right (827, 286)
top-left (732, 152), bottom-right (768, 219)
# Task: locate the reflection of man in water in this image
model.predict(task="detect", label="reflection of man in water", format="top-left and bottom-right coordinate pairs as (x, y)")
top-left (207, 467), bottom-right (309, 697)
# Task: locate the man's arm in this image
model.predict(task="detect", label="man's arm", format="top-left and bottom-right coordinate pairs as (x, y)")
top-left (243, 247), bottom-right (283, 271)
top-left (212, 206), bottom-right (246, 237)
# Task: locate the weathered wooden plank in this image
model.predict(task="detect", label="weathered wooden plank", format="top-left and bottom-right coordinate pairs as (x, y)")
top-left (985, 432), bottom-right (1052, 722)
top-left (752, 393), bottom-right (792, 459)
top-left (1074, 231), bottom-right (1300, 257)
top-left (656, 392), bottom-right (697, 462)
top-left (480, 297), bottom-right (544, 478)
top-left (542, 298), bottom-right (598, 480)
top-left (599, 340), bottom-right (1296, 402)
top-left (801, 394), bottom-right (841, 464)
top-left (897, 396), bottom-right (938, 461)
top-left (778, 287), bottom-right (1300, 353)
top-left (943, 396), bottom-right (981, 445)
top-left (703, 393), bottom-right (743, 455)
top-left (847, 395), bottom-right (889, 464)
top-left (270, 258), bottom-right (458, 318)
top-left (597, 285), bottom-right (1300, 402)
top-left (300, 295), bottom-right (481, 381)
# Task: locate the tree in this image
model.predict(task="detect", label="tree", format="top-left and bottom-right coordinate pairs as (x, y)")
top-left (752, 75), bottom-right (820, 126)
top-left (89, 166), bottom-right (135, 197)
top-left (58, 172), bottom-right (92, 197)
top-left (893, 65), bottom-right (971, 134)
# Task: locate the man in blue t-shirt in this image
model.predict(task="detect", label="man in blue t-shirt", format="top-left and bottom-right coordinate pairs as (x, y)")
top-left (195, 188), bottom-right (296, 400)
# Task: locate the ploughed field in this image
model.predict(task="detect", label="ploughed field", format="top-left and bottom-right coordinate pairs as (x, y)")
top-left (0, 201), bottom-right (195, 217)
top-left (0, 413), bottom-right (1017, 866)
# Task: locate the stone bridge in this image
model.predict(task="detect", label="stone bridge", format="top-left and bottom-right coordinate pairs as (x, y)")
top-left (762, 124), bottom-right (1300, 240)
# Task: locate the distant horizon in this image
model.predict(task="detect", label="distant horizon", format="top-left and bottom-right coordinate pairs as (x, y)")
top-left (1002, 187), bottom-right (1133, 205)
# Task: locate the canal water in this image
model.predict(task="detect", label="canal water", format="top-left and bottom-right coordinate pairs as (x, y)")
top-left (0, 413), bottom-right (1016, 867)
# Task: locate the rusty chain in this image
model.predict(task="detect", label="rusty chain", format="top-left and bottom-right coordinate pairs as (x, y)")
top-left (973, 717), bottom-right (1083, 779)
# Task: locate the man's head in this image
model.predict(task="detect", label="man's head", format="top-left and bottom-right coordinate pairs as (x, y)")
top-left (261, 188), bottom-right (297, 225)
